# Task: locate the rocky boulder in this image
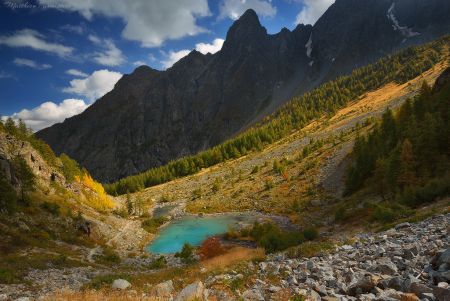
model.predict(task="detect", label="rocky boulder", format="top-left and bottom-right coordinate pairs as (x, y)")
top-left (111, 279), bottom-right (131, 290)
top-left (175, 281), bottom-right (205, 301)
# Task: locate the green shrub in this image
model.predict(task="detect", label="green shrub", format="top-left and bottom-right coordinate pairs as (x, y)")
top-left (0, 268), bottom-right (17, 284)
top-left (160, 194), bottom-right (172, 203)
top-left (98, 247), bottom-right (121, 264)
top-left (149, 256), bottom-right (167, 269)
top-left (303, 227), bottom-right (319, 241)
top-left (398, 175), bottom-right (450, 207)
top-left (251, 166), bottom-right (260, 174)
top-left (249, 222), bottom-right (304, 253)
top-left (265, 179), bottom-right (275, 190)
top-left (53, 254), bottom-right (68, 266)
top-left (371, 205), bottom-right (396, 223)
top-left (113, 208), bottom-right (128, 218)
top-left (0, 171), bottom-right (17, 213)
top-left (141, 216), bottom-right (168, 233)
top-left (60, 153), bottom-right (82, 182)
top-left (175, 243), bottom-right (195, 264)
top-left (192, 188), bottom-right (202, 199)
top-left (334, 207), bottom-right (347, 222)
top-left (40, 201), bottom-right (60, 216)
top-left (212, 178), bottom-right (221, 193)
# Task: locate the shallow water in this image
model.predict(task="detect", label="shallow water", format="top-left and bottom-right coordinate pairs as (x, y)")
top-left (146, 214), bottom-right (253, 254)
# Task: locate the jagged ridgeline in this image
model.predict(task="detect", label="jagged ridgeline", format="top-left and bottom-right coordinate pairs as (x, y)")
top-left (104, 36), bottom-right (449, 196)
top-left (345, 67), bottom-right (450, 205)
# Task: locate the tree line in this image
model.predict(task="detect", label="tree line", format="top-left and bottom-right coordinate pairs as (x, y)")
top-left (345, 72), bottom-right (450, 206)
top-left (105, 37), bottom-right (447, 196)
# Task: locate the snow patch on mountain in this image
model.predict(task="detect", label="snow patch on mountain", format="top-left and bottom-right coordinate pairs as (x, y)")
top-left (387, 3), bottom-right (420, 38)
top-left (305, 33), bottom-right (313, 58)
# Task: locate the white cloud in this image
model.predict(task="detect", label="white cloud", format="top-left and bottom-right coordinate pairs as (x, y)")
top-left (3, 99), bottom-right (89, 132)
top-left (13, 58), bottom-right (52, 70)
top-left (133, 60), bottom-right (147, 66)
top-left (160, 38), bottom-right (224, 69)
top-left (61, 24), bottom-right (84, 34)
top-left (92, 39), bottom-right (126, 67)
top-left (161, 49), bottom-right (191, 69)
top-left (66, 69), bottom-right (88, 77)
top-left (88, 34), bottom-right (101, 44)
top-left (195, 38), bottom-right (224, 55)
top-left (219, 0), bottom-right (276, 20)
top-left (63, 69), bottom-right (122, 101)
top-left (0, 29), bottom-right (73, 57)
top-left (38, 0), bottom-right (211, 47)
top-left (295, 0), bottom-right (334, 25)
top-left (0, 71), bottom-right (15, 80)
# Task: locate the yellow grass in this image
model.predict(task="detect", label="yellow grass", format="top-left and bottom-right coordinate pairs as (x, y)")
top-left (200, 247), bottom-right (265, 271)
top-left (44, 290), bottom-right (162, 301)
top-left (327, 59), bottom-right (449, 131)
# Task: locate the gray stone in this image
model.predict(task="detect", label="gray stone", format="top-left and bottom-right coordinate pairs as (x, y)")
top-left (0, 294), bottom-right (7, 301)
top-left (308, 289), bottom-right (322, 301)
top-left (341, 245), bottom-right (354, 251)
top-left (268, 285), bottom-right (281, 293)
top-left (112, 279), bottom-right (131, 290)
top-left (347, 274), bottom-right (379, 296)
top-left (433, 286), bottom-right (450, 301)
top-left (395, 222), bottom-right (411, 230)
top-left (242, 289), bottom-right (264, 301)
top-left (175, 281), bottom-right (205, 301)
top-left (372, 258), bottom-right (398, 275)
top-left (384, 277), bottom-right (404, 291)
top-left (314, 283), bottom-right (328, 296)
top-left (408, 282), bottom-right (433, 298)
top-left (436, 249), bottom-right (450, 267)
top-left (153, 280), bottom-right (174, 299)
top-left (377, 288), bottom-right (403, 300)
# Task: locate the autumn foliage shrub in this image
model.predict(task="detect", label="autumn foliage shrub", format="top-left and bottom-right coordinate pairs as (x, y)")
top-left (75, 173), bottom-right (114, 211)
top-left (199, 237), bottom-right (224, 260)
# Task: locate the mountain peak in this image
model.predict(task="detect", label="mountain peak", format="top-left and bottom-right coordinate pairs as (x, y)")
top-left (238, 9), bottom-right (259, 24)
top-left (223, 9), bottom-right (267, 50)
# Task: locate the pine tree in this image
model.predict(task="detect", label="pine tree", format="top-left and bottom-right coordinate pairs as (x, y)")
top-left (397, 139), bottom-right (418, 189)
top-left (126, 191), bottom-right (133, 215)
top-left (14, 157), bottom-right (36, 203)
top-left (4, 117), bottom-right (16, 134)
top-left (0, 170), bottom-right (17, 212)
top-left (374, 158), bottom-right (387, 200)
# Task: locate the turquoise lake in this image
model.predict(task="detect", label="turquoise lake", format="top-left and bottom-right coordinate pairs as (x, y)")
top-left (146, 215), bottom-right (252, 254)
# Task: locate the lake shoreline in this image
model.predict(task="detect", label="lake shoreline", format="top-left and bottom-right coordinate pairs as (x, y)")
top-left (145, 207), bottom-right (296, 254)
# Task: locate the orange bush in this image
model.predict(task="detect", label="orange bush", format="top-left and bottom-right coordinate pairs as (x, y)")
top-left (199, 237), bottom-right (224, 260)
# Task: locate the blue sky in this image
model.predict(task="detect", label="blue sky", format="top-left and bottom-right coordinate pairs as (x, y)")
top-left (0, 0), bottom-right (334, 131)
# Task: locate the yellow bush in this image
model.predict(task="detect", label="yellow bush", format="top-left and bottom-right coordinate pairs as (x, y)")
top-left (75, 174), bottom-right (114, 211)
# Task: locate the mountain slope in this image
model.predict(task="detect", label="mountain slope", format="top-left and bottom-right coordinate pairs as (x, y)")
top-left (37, 0), bottom-right (450, 182)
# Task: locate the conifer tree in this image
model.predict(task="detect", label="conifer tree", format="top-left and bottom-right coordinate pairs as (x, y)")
top-left (397, 139), bottom-right (418, 189)
top-left (14, 156), bottom-right (36, 203)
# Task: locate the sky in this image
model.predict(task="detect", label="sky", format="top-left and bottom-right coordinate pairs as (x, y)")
top-left (0, 0), bottom-right (334, 132)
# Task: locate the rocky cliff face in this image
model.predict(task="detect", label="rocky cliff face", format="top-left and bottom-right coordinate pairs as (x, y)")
top-left (37, 0), bottom-right (450, 182)
top-left (0, 131), bottom-right (65, 192)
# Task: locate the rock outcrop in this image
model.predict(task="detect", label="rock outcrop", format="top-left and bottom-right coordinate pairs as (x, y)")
top-left (205, 214), bottom-right (450, 300)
